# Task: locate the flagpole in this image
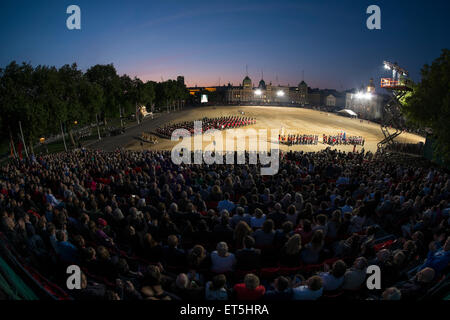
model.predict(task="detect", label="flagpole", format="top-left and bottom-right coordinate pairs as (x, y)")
top-left (9, 128), bottom-right (17, 158)
top-left (60, 120), bottom-right (68, 152)
top-left (18, 121), bottom-right (29, 158)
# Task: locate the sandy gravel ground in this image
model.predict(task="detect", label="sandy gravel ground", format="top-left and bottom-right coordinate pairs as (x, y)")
top-left (124, 106), bottom-right (425, 153)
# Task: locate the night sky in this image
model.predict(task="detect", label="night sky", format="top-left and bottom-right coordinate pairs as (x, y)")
top-left (0, 0), bottom-right (448, 90)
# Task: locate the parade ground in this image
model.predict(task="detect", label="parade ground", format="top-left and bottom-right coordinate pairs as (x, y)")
top-left (119, 105), bottom-right (425, 153)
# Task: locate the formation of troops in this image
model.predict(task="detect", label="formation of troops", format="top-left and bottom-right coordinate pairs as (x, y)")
top-left (156, 116), bottom-right (256, 138)
top-left (279, 134), bottom-right (319, 145)
top-left (141, 132), bottom-right (158, 144)
top-left (277, 132), bottom-right (366, 147)
top-left (323, 133), bottom-right (365, 146)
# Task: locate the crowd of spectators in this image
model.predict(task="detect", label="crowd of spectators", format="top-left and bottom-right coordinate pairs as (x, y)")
top-left (0, 147), bottom-right (449, 301)
top-left (385, 142), bottom-right (424, 156)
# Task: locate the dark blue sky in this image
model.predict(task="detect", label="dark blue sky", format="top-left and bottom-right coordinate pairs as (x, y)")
top-left (0, 0), bottom-right (448, 89)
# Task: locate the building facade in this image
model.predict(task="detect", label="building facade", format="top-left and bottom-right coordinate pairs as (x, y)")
top-left (222, 76), bottom-right (308, 105)
top-left (188, 76), bottom-right (352, 109)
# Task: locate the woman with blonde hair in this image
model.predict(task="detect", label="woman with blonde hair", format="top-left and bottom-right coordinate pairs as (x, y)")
top-left (209, 185), bottom-right (223, 201)
top-left (233, 221), bottom-right (252, 250)
top-left (280, 234), bottom-right (302, 267)
top-left (301, 230), bottom-right (324, 265)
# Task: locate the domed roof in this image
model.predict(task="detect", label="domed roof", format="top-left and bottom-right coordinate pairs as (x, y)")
top-left (299, 80), bottom-right (307, 87)
top-left (258, 79), bottom-right (266, 89)
top-left (243, 76), bottom-right (252, 88)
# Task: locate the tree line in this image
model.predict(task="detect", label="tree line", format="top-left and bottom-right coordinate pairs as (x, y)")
top-left (0, 61), bottom-right (188, 151)
top-left (403, 49), bottom-right (450, 163)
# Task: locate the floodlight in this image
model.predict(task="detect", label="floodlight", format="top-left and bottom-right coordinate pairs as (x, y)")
top-left (254, 89), bottom-right (262, 95)
top-left (355, 92), bottom-right (364, 99)
top-left (276, 90), bottom-right (285, 97)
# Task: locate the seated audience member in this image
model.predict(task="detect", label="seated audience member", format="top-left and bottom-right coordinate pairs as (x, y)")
top-left (418, 237), bottom-right (450, 275)
top-left (319, 260), bottom-right (347, 291)
top-left (235, 236), bottom-right (261, 270)
top-left (286, 205), bottom-right (299, 226)
top-left (292, 275), bottom-right (324, 300)
top-left (263, 276), bottom-right (293, 301)
top-left (170, 273), bottom-right (204, 301)
top-left (300, 230), bottom-right (324, 265)
top-left (205, 274), bottom-right (229, 300)
top-left (274, 221), bottom-right (294, 249)
top-left (233, 221), bottom-right (252, 250)
top-left (115, 279), bottom-right (143, 300)
top-left (51, 229), bottom-right (80, 265)
top-left (233, 273), bottom-right (266, 301)
top-left (211, 242), bottom-right (236, 274)
top-left (397, 267), bottom-right (436, 300)
top-left (382, 287), bottom-right (402, 300)
top-left (342, 257), bottom-right (368, 290)
top-left (71, 272), bottom-right (106, 300)
top-left (267, 203), bottom-right (287, 229)
top-left (162, 235), bottom-right (187, 267)
top-left (279, 234), bottom-right (302, 267)
top-left (140, 265), bottom-right (172, 300)
top-left (142, 233), bottom-right (163, 262)
top-left (250, 208), bottom-right (266, 229)
top-left (187, 245), bottom-right (210, 277)
top-left (217, 193), bottom-right (235, 213)
top-left (231, 207), bottom-right (251, 228)
top-left (295, 219), bottom-right (313, 244)
top-left (95, 246), bottom-right (119, 281)
top-left (252, 219), bottom-right (275, 248)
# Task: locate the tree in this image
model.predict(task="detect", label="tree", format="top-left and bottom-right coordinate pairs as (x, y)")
top-left (403, 49), bottom-right (450, 161)
top-left (58, 64), bottom-right (85, 146)
top-left (0, 61), bottom-right (40, 154)
top-left (85, 64), bottom-right (121, 124)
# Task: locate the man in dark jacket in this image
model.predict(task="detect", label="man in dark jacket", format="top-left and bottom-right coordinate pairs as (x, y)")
top-left (235, 236), bottom-right (261, 270)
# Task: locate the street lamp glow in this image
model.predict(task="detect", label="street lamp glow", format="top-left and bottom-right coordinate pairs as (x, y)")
top-left (355, 92), bottom-right (372, 100)
top-left (355, 92), bottom-right (364, 99)
top-left (276, 90), bottom-right (285, 97)
top-left (254, 89), bottom-right (262, 95)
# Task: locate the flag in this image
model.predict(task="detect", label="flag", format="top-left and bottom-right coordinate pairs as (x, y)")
top-left (18, 142), bottom-right (23, 160)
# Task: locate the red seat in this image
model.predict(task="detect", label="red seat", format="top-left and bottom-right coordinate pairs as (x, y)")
top-left (206, 201), bottom-right (218, 210)
top-left (279, 265), bottom-right (304, 276)
top-left (374, 239), bottom-right (394, 252)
